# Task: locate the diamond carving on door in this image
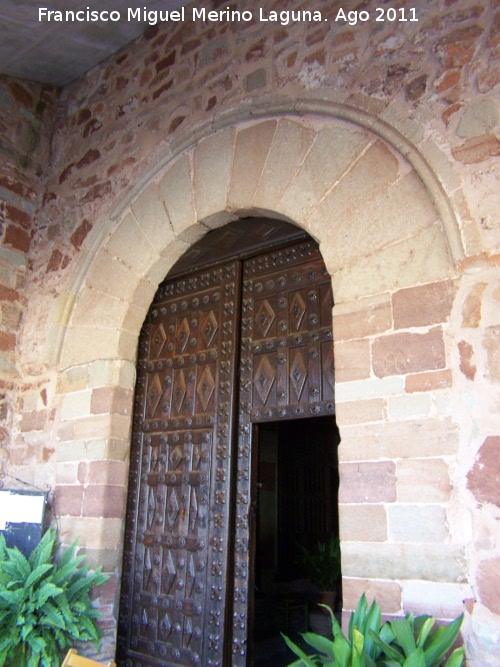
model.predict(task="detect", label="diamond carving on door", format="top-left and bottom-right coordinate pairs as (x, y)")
top-left (118, 232), bottom-right (334, 667)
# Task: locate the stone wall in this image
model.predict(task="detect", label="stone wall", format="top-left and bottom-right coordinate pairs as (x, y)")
top-left (0, 76), bottom-right (57, 480)
top-left (1, 0), bottom-right (499, 663)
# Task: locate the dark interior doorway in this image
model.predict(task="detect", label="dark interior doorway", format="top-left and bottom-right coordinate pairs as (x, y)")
top-left (252, 417), bottom-right (341, 666)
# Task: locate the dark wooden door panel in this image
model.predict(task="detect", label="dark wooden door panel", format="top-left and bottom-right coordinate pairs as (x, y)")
top-left (231, 240), bottom-right (334, 665)
top-left (119, 234), bottom-right (335, 667)
top-left (118, 262), bottom-right (241, 667)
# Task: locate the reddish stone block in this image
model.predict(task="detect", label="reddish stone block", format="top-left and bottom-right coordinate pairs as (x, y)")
top-left (458, 340), bottom-right (476, 380)
top-left (333, 300), bottom-right (392, 341)
top-left (76, 149), bottom-right (101, 169)
top-left (452, 133), bottom-right (500, 164)
top-left (54, 485), bottom-right (84, 517)
top-left (339, 461), bottom-right (397, 503)
top-left (405, 369), bottom-right (453, 393)
top-left (83, 485), bottom-right (126, 518)
top-left (477, 558), bottom-right (500, 614)
top-left (9, 81), bottom-right (33, 108)
top-left (6, 204), bottom-right (31, 230)
top-left (80, 181), bottom-right (112, 204)
top-left (91, 386), bottom-right (133, 416)
top-left (4, 224), bottom-right (31, 253)
top-left (372, 328), bottom-right (446, 378)
top-left (342, 578), bottom-right (402, 613)
top-left (155, 50), bottom-right (176, 73)
top-left (393, 281), bottom-right (455, 329)
top-left (461, 282), bottom-right (486, 327)
top-left (70, 218), bottom-right (92, 250)
top-left (0, 332), bottom-right (16, 352)
top-left (467, 436), bottom-right (500, 507)
top-left (87, 460), bottom-right (127, 486)
top-left (0, 285), bottom-right (19, 302)
top-left (334, 339), bottom-right (371, 382)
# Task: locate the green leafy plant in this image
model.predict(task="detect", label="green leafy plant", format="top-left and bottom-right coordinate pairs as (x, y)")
top-left (300, 534), bottom-right (342, 592)
top-left (369, 612), bottom-right (465, 667)
top-left (282, 594), bottom-right (465, 667)
top-left (0, 526), bottom-right (108, 667)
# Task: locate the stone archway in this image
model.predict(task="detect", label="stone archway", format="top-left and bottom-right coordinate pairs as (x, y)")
top-left (50, 109), bottom-right (464, 660)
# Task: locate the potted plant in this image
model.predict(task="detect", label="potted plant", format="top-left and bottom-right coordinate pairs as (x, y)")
top-left (0, 526), bottom-right (108, 667)
top-left (299, 534), bottom-right (342, 611)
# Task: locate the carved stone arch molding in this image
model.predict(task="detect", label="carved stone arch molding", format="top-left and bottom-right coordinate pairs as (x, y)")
top-left (54, 104), bottom-right (464, 372)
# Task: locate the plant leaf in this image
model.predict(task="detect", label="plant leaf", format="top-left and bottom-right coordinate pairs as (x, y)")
top-left (443, 647), bottom-right (465, 667)
top-left (403, 648), bottom-right (426, 667)
top-left (281, 633), bottom-right (319, 666)
top-left (390, 618), bottom-right (417, 657)
top-left (423, 615), bottom-right (463, 667)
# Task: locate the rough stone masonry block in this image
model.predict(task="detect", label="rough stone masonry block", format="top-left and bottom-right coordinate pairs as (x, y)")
top-left (340, 542), bottom-right (466, 583)
top-left (60, 390), bottom-right (92, 421)
top-left (338, 418), bottom-right (459, 462)
top-left (85, 248), bottom-right (143, 306)
top-left (393, 280), bottom-right (455, 329)
top-left (83, 484), bottom-right (126, 519)
top-left (193, 127), bottom-right (234, 222)
top-left (388, 504), bottom-right (449, 543)
top-left (342, 578), bottom-right (402, 614)
top-left (372, 327), bottom-right (446, 378)
top-left (467, 436), bottom-right (500, 507)
top-left (339, 504), bottom-right (387, 541)
top-left (71, 286), bottom-right (129, 330)
top-left (339, 461), bottom-right (397, 503)
top-left (397, 458), bottom-right (451, 502)
top-left (326, 171), bottom-right (438, 271)
top-left (280, 125), bottom-right (370, 221)
top-left (159, 154), bottom-right (198, 239)
top-left (58, 517), bottom-right (123, 551)
top-left (309, 140), bottom-right (399, 243)
top-left (106, 213), bottom-right (160, 277)
top-left (254, 119), bottom-right (316, 212)
top-left (332, 294), bottom-right (392, 342)
top-left (130, 182), bottom-right (175, 252)
top-left (328, 224), bottom-right (453, 304)
top-left (334, 338), bottom-right (371, 382)
top-left (228, 120), bottom-right (277, 209)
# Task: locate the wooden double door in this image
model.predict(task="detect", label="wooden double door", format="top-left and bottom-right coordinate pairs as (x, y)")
top-left (117, 224), bottom-right (335, 667)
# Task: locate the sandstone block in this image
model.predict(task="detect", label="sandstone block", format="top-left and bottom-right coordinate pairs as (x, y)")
top-left (53, 484), bottom-right (84, 517)
top-left (342, 578), bottom-right (402, 613)
top-left (339, 461), bottom-right (397, 503)
top-left (90, 386), bottom-right (133, 416)
top-left (340, 542), bottom-right (466, 582)
top-left (335, 398), bottom-right (385, 425)
top-left (393, 280), bottom-right (455, 329)
top-left (333, 295), bottom-right (392, 341)
top-left (477, 558), bottom-right (500, 615)
top-left (58, 517), bottom-right (123, 551)
top-left (334, 339), bottom-right (371, 382)
top-left (388, 504), bottom-right (449, 542)
top-left (401, 581), bottom-right (471, 619)
top-left (228, 120), bottom-right (277, 209)
top-left (335, 375), bottom-right (405, 402)
top-left (159, 154), bottom-right (197, 239)
top-left (467, 436), bottom-right (500, 507)
top-left (338, 418), bottom-right (459, 462)
top-left (254, 119), bottom-right (316, 211)
top-left (397, 458), bottom-right (451, 502)
top-left (483, 325), bottom-right (500, 382)
top-left (328, 224), bottom-right (453, 304)
top-left (60, 390), bottom-right (92, 421)
top-left (339, 504), bottom-right (387, 541)
top-left (71, 287), bottom-right (129, 330)
top-left (372, 327), bottom-right (446, 378)
top-left (83, 484), bottom-right (126, 519)
top-left (106, 213), bottom-right (160, 277)
top-left (193, 127), bottom-right (234, 222)
top-left (280, 125), bottom-right (369, 220)
top-left (405, 369), bottom-right (452, 393)
top-left (387, 393), bottom-right (432, 419)
top-left (130, 182), bottom-right (175, 253)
